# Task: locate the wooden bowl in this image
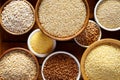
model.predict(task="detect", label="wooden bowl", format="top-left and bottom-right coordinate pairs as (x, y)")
top-left (81, 39), bottom-right (120, 80)
top-left (0, 0), bottom-right (35, 35)
top-left (0, 47), bottom-right (40, 80)
top-left (35, 0), bottom-right (89, 41)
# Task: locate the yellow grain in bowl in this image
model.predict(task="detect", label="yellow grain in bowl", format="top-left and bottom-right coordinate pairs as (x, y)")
top-left (27, 29), bottom-right (56, 57)
top-left (30, 31), bottom-right (53, 53)
top-left (82, 39), bottom-right (120, 80)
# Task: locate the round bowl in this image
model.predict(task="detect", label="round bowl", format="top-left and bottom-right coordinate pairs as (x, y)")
top-left (0, 0), bottom-right (35, 35)
top-left (0, 47), bottom-right (40, 80)
top-left (27, 29), bottom-right (56, 58)
top-left (81, 39), bottom-right (120, 80)
top-left (35, 0), bottom-right (89, 41)
top-left (74, 20), bottom-right (102, 48)
top-left (41, 51), bottom-right (81, 80)
top-left (94, 0), bottom-right (120, 31)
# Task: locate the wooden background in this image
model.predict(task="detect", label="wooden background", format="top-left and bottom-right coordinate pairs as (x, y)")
top-left (0, 0), bottom-right (120, 80)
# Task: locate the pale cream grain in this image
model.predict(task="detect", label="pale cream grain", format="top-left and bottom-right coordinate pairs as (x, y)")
top-left (39, 0), bottom-right (86, 37)
top-left (0, 50), bottom-right (37, 80)
top-left (96, 0), bottom-right (120, 29)
top-left (1, 0), bottom-right (34, 34)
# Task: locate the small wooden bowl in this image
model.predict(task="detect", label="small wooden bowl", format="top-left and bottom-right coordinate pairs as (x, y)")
top-left (0, 0), bottom-right (35, 35)
top-left (0, 47), bottom-right (40, 80)
top-left (81, 39), bottom-right (120, 80)
top-left (35, 0), bottom-right (89, 41)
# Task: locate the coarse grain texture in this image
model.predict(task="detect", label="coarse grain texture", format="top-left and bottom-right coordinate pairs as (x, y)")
top-left (75, 21), bottom-right (100, 46)
top-left (85, 44), bottom-right (120, 80)
top-left (30, 31), bottom-right (54, 54)
top-left (1, 0), bottom-right (34, 34)
top-left (0, 50), bottom-right (37, 80)
top-left (96, 0), bottom-right (120, 29)
top-left (39, 0), bottom-right (86, 37)
top-left (43, 54), bottom-right (79, 80)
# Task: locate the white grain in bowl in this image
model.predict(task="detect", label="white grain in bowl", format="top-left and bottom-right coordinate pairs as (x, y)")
top-left (36, 0), bottom-right (89, 40)
top-left (0, 0), bottom-right (35, 35)
top-left (41, 51), bottom-right (81, 80)
top-left (94, 0), bottom-right (120, 31)
top-left (0, 48), bottom-right (39, 80)
top-left (74, 20), bottom-right (101, 48)
top-left (27, 29), bottom-right (56, 58)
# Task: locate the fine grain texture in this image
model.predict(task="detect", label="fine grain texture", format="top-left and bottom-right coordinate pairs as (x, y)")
top-left (1, 0), bottom-right (34, 34)
top-left (96, 0), bottom-right (120, 29)
top-left (39, 0), bottom-right (86, 37)
top-left (43, 54), bottom-right (79, 80)
top-left (75, 21), bottom-right (100, 46)
top-left (0, 50), bottom-right (37, 80)
top-left (85, 44), bottom-right (120, 80)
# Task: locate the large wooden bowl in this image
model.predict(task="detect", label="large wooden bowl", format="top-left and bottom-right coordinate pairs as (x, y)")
top-left (35, 0), bottom-right (89, 41)
top-left (0, 47), bottom-right (40, 80)
top-left (81, 39), bottom-right (120, 80)
top-left (0, 0), bottom-right (35, 35)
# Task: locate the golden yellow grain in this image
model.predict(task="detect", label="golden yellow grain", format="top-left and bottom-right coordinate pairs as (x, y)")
top-left (30, 31), bottom-right (54, 54)
top-left (85, 44), bottom-right (120, 80)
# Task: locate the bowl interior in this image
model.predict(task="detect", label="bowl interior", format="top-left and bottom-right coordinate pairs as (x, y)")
top-left (35, 0), bottom-right (90, 41)
top-left (27, 29), bottom-right (56, 57)
top-left (81, 39), bottom-right (120, 80)
top-left (0, 0), bottom-right (35, 35)
top-left (41, 51), bottom-right (81, 80)
top-left (74, 20), bottom-right (102, 48)
top-left (94, 0), bottom-right (120, 31)
top-left (0, 47), bottom-right (40, 80)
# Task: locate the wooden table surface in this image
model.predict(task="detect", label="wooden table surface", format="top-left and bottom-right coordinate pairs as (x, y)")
top-left (0, 0), bottom-right (120, 80)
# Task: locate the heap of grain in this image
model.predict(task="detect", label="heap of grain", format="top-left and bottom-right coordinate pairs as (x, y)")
top-left (0, 50), bottom-right (37, 80)
top-left (85, 44), bottom-right (120, 80)
top-left (43, 54), bottom-right (79, 80)
top-left (38, 0), bottom-right (86, 37)
top-left (96, 0), bottom-right (120, 29)
top-left (75, 20), bottom-right (101, 47)
top-left (1, 0), bottom-right (34, 34)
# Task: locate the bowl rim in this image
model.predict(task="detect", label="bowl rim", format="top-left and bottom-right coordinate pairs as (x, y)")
top-left (0, 47), bottom-right (40, 80)
top-left (74, 20), bottom-right (102, 48)
top-left (27, 28), bottom-right (56, 58)
top-left (0, 0), bottom-right (35, 35)
top-left (94, 0), bottom-right (120, 31)
top-left (35, 0), bottom-right (90, 41)
top-left (41, 51), bottom-right (81, 80)
top-left (81, 38), bottom-right (120, 80)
